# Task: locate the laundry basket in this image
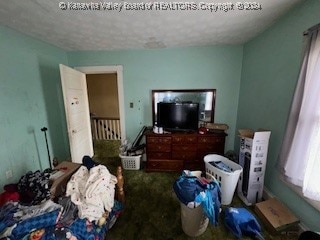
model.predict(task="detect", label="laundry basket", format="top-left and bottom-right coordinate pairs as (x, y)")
top-left (204, 154), bottom-right (243, 205)
top-left (119, 154), bottom-right (141, 170)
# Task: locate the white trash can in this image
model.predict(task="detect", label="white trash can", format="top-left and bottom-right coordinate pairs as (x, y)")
top-left (180, 203), bottom-right (209, 237)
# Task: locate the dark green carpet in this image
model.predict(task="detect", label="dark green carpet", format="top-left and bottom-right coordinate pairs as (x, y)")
top-left (93, 141), bottom-right (299, 240)
top-left (96, 160), bottom-right (298, 240)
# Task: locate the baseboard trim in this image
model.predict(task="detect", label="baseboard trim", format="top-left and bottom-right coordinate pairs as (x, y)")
top-left (262, 187), bottom-right (275, 200)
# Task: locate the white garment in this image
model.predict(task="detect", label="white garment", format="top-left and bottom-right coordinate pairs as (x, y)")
top-left (66, 165), bottom-right (117, 221)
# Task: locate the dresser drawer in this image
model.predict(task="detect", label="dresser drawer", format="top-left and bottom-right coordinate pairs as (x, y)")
top-left (197, 143), bottom-right (224, 152)
top-left (172, 135), bottom-right (197, 143)
top-left (145, 131), bottom-right (226, 172)
top-left (147, 136), bottom-right (171, 144)
top-left (147, 159), bottom-right (183, 172)
top-left (172, 151), bottom-right (197, 160)
top-left (198, 137), bottom-right (224, 144)
top-left (147, 152), bottom-right (171, 159)
top-left (184, 161), bottom-right (204, 171)
top-left (147, 144), bottom-right (171, 152)
top-left (172, 144), bottom-right (197, 152)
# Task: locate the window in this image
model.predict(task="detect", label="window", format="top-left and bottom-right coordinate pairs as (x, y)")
top-left (279, 24), bottom-right (320, 202)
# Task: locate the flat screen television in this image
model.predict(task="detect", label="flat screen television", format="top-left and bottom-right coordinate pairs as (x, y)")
top-left (157, 102), bottom-right (199, 132)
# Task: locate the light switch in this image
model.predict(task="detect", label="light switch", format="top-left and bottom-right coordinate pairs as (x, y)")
top-left (130, 102), bottom-right (134, 108)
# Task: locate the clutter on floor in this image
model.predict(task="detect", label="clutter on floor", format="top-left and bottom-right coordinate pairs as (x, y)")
top-left (94, 138), bottom-right (303, 239)
top-left (0, 156), bottom-right (124, 239)
top-left (98, 155), bottom-right (300, 240)
top-left (172, 165), bottom-right (270, 239)
top-left (173, 170), bottom-right (221, 237)
top-left (118, 126), bottom-right (149, 171)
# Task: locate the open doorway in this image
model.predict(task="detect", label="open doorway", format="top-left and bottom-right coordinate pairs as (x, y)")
top-left (59, 65), bottom-right (125, 163)
top-left (76, 66), bottom-right (126, 161)
top-left (75, 65), bottom-right (126, 142)
top-left (86, 73), bottom-right (121, 140)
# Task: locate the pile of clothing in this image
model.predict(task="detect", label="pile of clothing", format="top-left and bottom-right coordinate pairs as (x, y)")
top-left (0, 156), bottom-right (122, 240)
top-left (173, 170), bottom-right (265, 239)
top-left (0, 168), bottom-right (52, 208)
top-left (173, 170), bottom-right (221, 225)
top-left (17, 169), bottom-right (52, 205)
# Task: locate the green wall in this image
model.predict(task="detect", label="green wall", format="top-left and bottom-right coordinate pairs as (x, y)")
top-left (0, 26), bottom-right (69, 190)
top-left (0, 25), bottom-right (243, 193)
top-left (68, 46), bottom-right (243, 150)
top-left (2, 0), bottom-right (320, 230)
top-left (237, 0), bottom-right (320, 230)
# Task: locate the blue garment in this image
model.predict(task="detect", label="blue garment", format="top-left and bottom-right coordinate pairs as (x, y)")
top-left (82, 155), bottom-right (98, 170)
top-left (194, 180), bottom-right (221, 225)
top-left (11, 209), bottom-right (61, 240)
top-left (173, 175), bottom-right (204, 206)
top-left (0, 203), bottom-right (18, 233)
top-left (224, 207), bottom-right (264, 239)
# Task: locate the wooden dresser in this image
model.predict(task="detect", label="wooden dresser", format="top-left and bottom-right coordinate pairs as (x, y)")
top-left (145, 131), bottom-right (227, 172)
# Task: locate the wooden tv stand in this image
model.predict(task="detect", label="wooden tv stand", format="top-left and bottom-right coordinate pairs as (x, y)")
top-left (145, 131), bottom-right (227, 172)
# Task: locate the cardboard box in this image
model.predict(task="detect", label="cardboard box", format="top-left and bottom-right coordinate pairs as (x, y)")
top-left (50, 161), bottom-right (81, 198)
top-left (255, 198), bottom-right (299, 235)
top-left (205, 123), bottom-right (229, 131)
top-left (237, 129), bottom-right (271, 205)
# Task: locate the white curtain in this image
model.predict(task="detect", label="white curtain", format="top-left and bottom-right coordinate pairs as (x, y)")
top-left (279, 26), bottom-right (320, 201)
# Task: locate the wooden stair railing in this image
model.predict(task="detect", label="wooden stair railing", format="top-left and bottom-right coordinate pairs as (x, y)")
top-left (91, 117), bottom-right (121, 140)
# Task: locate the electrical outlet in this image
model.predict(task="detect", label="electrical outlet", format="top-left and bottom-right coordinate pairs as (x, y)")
top-left (6, 170), bottom-right (12, 179)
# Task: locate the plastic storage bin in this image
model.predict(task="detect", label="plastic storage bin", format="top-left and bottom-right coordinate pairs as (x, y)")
top-left (204, 154), bottom-right (243, 205)
top-left (119, 154), bottom-right (141, 170)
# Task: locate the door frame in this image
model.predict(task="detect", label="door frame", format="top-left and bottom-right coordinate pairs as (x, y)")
top-left (75, 65), bottom-right (126, 142)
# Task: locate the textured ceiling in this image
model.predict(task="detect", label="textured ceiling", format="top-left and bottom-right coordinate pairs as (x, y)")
top-left (0, 0), bottom-right (302, 51)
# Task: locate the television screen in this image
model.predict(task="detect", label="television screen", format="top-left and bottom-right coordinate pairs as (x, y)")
top-left (157, 102), bottom-right (199, 132)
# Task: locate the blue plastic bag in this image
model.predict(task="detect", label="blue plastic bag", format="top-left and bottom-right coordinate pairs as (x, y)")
top-left (224, 207), bottom-right (264, 239)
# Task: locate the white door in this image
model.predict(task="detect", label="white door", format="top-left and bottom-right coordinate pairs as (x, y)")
top-left (59, 64), bottom-right (93, 163)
